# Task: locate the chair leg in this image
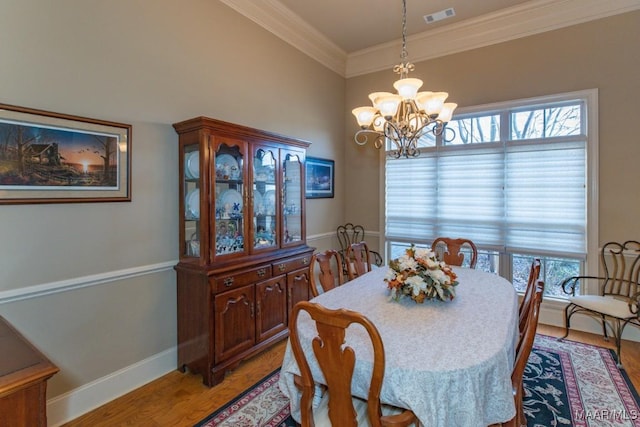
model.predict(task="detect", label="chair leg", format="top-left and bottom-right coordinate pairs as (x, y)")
top-left (601, 314), bottom-right (610, 341)
top-left (559, 304), bottom-right (573, 340)
top-left (613, 319), bottom-right (631, 369)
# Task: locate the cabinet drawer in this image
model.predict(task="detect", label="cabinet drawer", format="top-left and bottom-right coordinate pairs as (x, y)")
top-left (273, 255), bottom-right (311, 275)
top-left (212, 264), bottom-right (272, 292)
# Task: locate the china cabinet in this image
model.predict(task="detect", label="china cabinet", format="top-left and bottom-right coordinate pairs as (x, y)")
top-left (173, 116), bottom-right (313, 386)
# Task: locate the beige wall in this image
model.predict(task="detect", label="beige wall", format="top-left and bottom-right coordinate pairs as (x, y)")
top-left (345, 10), bottom-right (640, 246)
top-left (0, 0), bottom-right (344, 402)
top-left (2, 0), bottom-right (638, 417)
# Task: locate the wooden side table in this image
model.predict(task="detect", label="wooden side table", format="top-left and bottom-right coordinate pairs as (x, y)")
top-left (0, 316), bottom-right (59, 427)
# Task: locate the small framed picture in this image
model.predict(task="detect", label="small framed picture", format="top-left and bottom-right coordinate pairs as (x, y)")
top-left (305, 157), bottom-right (334, 199)
top-left (0, 103), bottom-right (131, 204)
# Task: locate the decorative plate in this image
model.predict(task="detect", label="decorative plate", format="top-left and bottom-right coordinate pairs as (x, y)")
top-left (185, 151), bottom-right (199, 180)
top-left (219, 189), bottom-right (243, 214)
top-left (264, 190), bottom-right (276, 215)
top-left (216, 154), bottom-right (240, 180)
top-left (185, 188), bottom-right (200, 219)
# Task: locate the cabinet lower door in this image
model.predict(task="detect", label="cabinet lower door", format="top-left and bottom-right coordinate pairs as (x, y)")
top-left (214, 285), bottom-right (255, 363)
top-left (288, 268), bottom-right (311, 313)
top-left (256, 276), bottom-right (288, 342)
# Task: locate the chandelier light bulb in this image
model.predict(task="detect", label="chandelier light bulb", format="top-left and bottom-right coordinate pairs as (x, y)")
top-left (438, 103), bottom-right (458, 123)
top-left (368, 92), bottom-right (393, 105)
top-left (423, 92), bottom-right (449, 116)
top-left (393, 78), bottom-right (423, 100)
top-left (377, 94), bottom-right (402, 118)
top-left (352, 106), bottom-right (377, 128)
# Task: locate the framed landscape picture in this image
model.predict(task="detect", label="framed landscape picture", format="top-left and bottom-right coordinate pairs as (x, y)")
top-left (305, 157), bottom-right (334, 199)
top-left (0, 103), bottom-right (131, 204)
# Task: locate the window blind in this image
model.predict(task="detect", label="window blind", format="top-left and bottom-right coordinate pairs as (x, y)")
top-left (386, 104), bottom-right (587, 259)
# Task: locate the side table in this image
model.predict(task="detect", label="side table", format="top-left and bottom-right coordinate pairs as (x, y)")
top-left (0, 315), bottom-right (58, 427)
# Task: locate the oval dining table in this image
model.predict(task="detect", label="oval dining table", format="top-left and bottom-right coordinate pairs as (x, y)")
top-left (278, 266), bottom-right (519, 427)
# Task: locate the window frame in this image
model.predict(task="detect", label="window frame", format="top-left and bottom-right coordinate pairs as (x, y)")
top-left (379, 89), bottom-right (599, 298)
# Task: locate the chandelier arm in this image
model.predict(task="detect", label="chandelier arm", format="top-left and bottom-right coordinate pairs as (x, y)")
top-left (354, 129), bottom-right (382, 146)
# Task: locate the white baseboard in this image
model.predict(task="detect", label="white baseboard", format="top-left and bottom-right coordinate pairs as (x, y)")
top-left (47, 346), bottom-right (177, 426)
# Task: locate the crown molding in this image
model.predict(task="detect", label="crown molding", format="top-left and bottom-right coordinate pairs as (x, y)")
top-left (219, 0), bottom-right (347, 76)
top-left (347, 0), bottom-right (640, 77)
top-left (221, 0), bottom-right (640, 78)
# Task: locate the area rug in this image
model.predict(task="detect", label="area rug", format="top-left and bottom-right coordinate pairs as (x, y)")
top-left (195, 335), bottom-right (640, 426)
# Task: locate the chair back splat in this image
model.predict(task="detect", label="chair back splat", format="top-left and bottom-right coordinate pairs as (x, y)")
top-left (309, 249), bottom-right (345, 297)
top-left (561, 240), bottom-right (640, 366)
top-left (431, 237), bottom-right (478, 268)
top-left (290, 301), bottom-right (417, 427)
top-left (346, 242), bottom-right (373, 281)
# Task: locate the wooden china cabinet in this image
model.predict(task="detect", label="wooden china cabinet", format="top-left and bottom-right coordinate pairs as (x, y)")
top-left (173, 116), bottom-right (313, 386)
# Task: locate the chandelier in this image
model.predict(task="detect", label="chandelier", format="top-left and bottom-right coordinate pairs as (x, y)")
top-left (352, 0), bottom-right (457, 159)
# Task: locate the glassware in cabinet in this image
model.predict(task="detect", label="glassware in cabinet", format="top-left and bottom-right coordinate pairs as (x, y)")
top-left (213, 143), bottom-right (245, 257)
top-left (252, 148), bottom-right (278, 251)
top-left (282, 151), bottom-right (303, 245)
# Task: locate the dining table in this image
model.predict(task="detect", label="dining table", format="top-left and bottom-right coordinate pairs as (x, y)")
top-left (278, 266), bottom-right (519, 427)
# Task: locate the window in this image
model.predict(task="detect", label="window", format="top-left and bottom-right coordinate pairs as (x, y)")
top-left (384, 90), bottom-right (598, 298)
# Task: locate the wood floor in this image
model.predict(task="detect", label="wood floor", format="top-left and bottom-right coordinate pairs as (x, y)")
top-left (61, 324), bottom-right (640, 427)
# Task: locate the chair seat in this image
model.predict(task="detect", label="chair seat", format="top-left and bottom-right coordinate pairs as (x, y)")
top-left (313, 389), bottom-right (404, 426)
top-left (569, 295), bottom-right (637, 319)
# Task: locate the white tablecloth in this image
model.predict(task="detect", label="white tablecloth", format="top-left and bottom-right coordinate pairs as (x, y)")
top-left (278, 266), bottom-right (519, 427)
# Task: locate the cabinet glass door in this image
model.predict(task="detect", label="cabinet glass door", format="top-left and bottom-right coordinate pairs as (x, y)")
top-left (214, 143), bottom-right (244, 256)
top-left (282, 152), bottom-right (303, 245)
top-left (252, 148), bottom-right (278, 251)
top-left (183, 143), bottom-right (201, 258)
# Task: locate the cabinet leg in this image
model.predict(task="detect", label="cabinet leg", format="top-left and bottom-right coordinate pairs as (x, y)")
top-left (204, 369), bottom-right (226, 387)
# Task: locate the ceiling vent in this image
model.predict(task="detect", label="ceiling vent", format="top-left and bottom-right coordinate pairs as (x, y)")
top-left (423, 8), bottom-right (455, 24)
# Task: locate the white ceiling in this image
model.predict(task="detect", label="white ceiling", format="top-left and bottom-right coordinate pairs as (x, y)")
top-left (220, 0), bottom-right (640, 77)
top-left (275, 0), bottom-right (532, 53)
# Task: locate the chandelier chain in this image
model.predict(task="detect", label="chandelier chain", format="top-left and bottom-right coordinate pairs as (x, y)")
top-left (394, 0), bottom-right (414, 79)
top-left (401, 0), bottom-right (407, 61)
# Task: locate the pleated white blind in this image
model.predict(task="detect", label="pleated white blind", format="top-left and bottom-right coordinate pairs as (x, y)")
top-left (385, 99), bottom-right (587, 259)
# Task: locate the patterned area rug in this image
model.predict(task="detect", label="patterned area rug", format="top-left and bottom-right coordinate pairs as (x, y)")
top-left (195, 335), bottom-right (640, 427)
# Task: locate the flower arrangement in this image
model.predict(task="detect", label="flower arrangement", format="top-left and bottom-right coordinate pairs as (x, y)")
top-left (384, 245), bottom-right (459, 303)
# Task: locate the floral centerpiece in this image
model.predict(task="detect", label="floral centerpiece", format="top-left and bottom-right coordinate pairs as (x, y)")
top-left (385, 245), bottom-right (459, 303)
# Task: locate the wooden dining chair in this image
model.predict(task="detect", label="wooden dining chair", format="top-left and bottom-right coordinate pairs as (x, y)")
top-left (346, 241), bottom-right (374, 281)
top-left (336, 223), bottom-right (383, 267)
top-left (518, 258), bottom-right (541, 338)
top-left (431, 237), bottom-right (478, 268)
top-left (309, 249), bottom-right (345, 297)
top-left (289, 301), bottom-right (418, 427)
top-left (505, 280), bottom-right (544, 427)
top-left (561, 240), bottom-right (640, 367)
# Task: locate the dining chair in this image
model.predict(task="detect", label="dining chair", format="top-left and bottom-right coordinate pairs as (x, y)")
top-left (289, 301), bottom-right (418, 427)
top-left (506, 280), bottom-right (545, 427)
top-left (309, 249), bottom-right (345, 297)
top-left (518, 258), bottom-right (541, 338)
top-left (560, 240), bottom-right (640, 367)
top-left (346, 241), bottom-right (374, 281)
top-left (336, 223), bottom-right (383, 267)
top-left (430, 237), bottom-right (478, 268)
